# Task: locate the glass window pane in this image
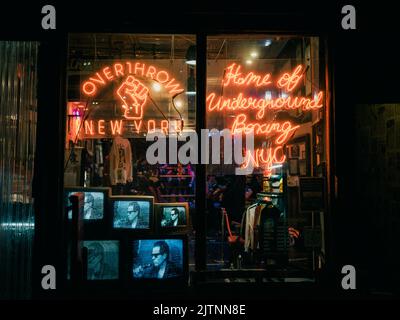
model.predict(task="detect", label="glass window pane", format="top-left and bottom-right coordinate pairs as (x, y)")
top-left (65, 34), bottom-right (196, 274)
top-left (206, 35), bottom-right (327, 280)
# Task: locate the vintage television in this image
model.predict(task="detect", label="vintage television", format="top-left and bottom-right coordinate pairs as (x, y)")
top-left (155, 202), bottom-right (189, 233)
top-left (64, 187), bottom-right (111, 236)
top-left (127, 235), bottom-right (188, 286)
top-left (65, 187), bottom-right (110, 220)
top-left (110, 195), bottom-right (154, 233)
top-left (67, 239), bottom-right (120, 283)
top-left (82, 240), bottom-right (120, 281)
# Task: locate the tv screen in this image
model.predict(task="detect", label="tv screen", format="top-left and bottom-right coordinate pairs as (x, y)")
top-left (67, 191), bottom-right (105, 220)
top-left (161, 206), bottom-right (187, 227)
top-left (113, 200), bottom-right (151, 229)
top-left (132, 239), bottom-right (184, 280)
top-left (83, 240), bottom-right (119, 280)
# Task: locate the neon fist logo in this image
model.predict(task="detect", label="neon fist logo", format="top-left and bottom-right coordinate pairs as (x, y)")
top-left (117, 75), bottom-right (149, 120)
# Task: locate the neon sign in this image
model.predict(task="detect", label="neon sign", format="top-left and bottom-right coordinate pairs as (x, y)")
top-left (81, 61), bottom-right (185, 124)
top-left (208, 63), bottom-right (325, 172)
top-left (222, 63), bottom-right (272, 87)
top-left (116, 75), bottom-right (149, 120)
top-left (230, 114), bottom-right (300, 144)
top-left (79, 119), bottom-right (183, 137)
top-left (82, 62), bottom-right (184, 97)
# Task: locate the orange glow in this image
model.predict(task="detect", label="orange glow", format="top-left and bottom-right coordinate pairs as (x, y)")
top-left (110, 120), bottom-right (123, 135)
top-left (113, 63), bottom-right (124, 77)
top-left (207, 91), bottom-right (323, 119)
top-left (81, 61), bottom-right (184, 98)
top-left (103, 66), bottom-right (114, 81)
top-left (241, 146), bottom-right (286, 171)
top-left (222, 63), bottom-right (272, 87)
top-left (148, 120), bottom-right (156, 132)
top-left (161, 120), bottom-right (169, 134)
top-left (98, 120), bottom-right (105, 135)
top-left (145, 66), bottom-right (157, 79)
top-left (277, 64), bottom-right (304, 92)
top-left (231, 114), bottom-right (299, 144)
top-left (116, 75), bottom-right (149, 120)
top-left (134, 120), bottom-right (142, 134)
top-left (68, 117), bottom-right (82, 142)
top-left (84, 120), bottom-right (94, 135)
top-left (82, 81), bottom-right (97, 96)
top-left (165, 78), bottom-right (184, 95)
top-left (134, 62), bottom-right (146, 76)
top-left (156, 71), bottom-right (169, 84)
top-left (77, 119), bottom-right (186, 138)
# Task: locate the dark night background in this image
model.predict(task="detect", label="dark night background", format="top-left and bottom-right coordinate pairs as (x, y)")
top-left (1, 0), bottom-right (400, 308)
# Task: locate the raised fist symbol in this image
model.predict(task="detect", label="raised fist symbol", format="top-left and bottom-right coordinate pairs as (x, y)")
top-left (117, 75), bottom-right (149, 120)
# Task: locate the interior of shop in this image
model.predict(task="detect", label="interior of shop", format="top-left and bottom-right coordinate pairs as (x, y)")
top-left (63, 33), bottom-right (328, 287)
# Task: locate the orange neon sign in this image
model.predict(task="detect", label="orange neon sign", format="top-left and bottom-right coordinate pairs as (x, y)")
top-left (209, 63), bottom-right (324, 171)
top-left (116, 75), bottom-right (149, 120)
top-left (81, 62), bottom-right (184, 121)
top-left (82, 62), bottom-right (184, 97)
top-left (80, 119), bottom-right (183, 137)
top-left (222, 63), bottom-right (272, 87)
top-left (231, 114), bottom-right (300, 144)
top-left (276, 64), bottom-right (304, 92)
top-left (241, 146), bottom-right (286, 173)
top-left (207, 91), bottom-right (324, 119)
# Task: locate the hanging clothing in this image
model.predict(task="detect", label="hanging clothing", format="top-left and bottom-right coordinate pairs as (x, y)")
top-left (109, 136), bottom-right (132, 185)
top-left (243, 203), bottom-right (265, 252)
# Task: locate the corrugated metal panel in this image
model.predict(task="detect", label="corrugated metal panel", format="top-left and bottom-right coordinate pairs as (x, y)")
top-left (0, 41), bottom-right (38, 299)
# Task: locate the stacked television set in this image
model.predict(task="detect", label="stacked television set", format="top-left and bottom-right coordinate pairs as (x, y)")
top-left (64, 187), bottom-right (189, 288)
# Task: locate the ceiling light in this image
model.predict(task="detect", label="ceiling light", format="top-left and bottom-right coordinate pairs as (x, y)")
top-left (185, 45), bottom-right (196, 65)
top-left (264, 40), bottom-right (272, 47)
top-left (152, 82), bottom-right (162, 92)
top-left (250, 51), bottom-right (258, 58)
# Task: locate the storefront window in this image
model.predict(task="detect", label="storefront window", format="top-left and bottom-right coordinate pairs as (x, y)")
top-left (206, 35), bottom-right (328, 279)
top-left (64, 34), bottom-right (196, 279)
top-left (64, 33), bottom-right (329, 283)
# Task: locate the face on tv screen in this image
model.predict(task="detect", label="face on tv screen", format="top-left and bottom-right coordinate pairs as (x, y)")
top-left (83, 240), bottom-right (119, 280)
top-left (132, 239), bottom-right (184, 279)
top-left (67, 191), bottom-right (104, 220)
top-left (113, 200), bottom-right (150, 229)
top-left (161, 207), bottom-right (186, 227)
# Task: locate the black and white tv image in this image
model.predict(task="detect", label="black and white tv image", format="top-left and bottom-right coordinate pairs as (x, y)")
top-left (156, 202), bottom-right (189, 231)
top-left (65, 188), bottom-right (109, 220)
top-left (132, 239), bottom-right (184, 280)
top-left (83, 240), bottom-right (119, 280)
top-left (112, 198), bottom-right (151, 229)
top-left (161, 207), bottom-right (187, 227)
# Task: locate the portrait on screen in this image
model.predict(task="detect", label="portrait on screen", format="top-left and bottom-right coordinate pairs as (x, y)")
top-left (113, 200), bottom-right (150, 229)
top-left (160, 207), bottom-right (187, 228)
top-left (132, 239), bottom-right (183, 279)
top-left (67, 191), bottom-right (104, 220)
top-left (83, 240), bottom-right (119, 280)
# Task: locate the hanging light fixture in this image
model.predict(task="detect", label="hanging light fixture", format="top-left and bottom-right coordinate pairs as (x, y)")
top-left (185, 45), bottom-right (196, 65)
top-left (186, 68), bottom-right (196, 95)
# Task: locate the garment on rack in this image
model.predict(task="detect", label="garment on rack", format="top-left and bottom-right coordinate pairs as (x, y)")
top-left (109, 136), bottom-right (133, 185)
top-left (243, 203), bottom-right (265, 252)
